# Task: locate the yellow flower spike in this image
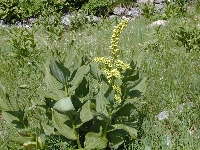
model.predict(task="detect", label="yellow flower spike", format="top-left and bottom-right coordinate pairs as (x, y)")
top-left (92, 19), bottom-right (130, 103)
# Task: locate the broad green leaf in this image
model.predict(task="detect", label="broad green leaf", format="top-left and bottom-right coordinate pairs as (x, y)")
top-left (53, 97), bottom-right (75, 113)
top-left (69, 65), bottom-right (90, 93)
top-left (0, 98), bottom-right (10, 111)
top-left (128, 77), bottom-right (147, 94)
top-left (133, 50), bottom-right (144, 68)
top-left (50, 59), bottom-right (70, 84)
top-left (80, 100), bottom-right (95, 123)
top-left (45, 61), bottom-right (65, 99)
top-left (52, 110), bottom-right (77, 140)
top-left (108, 130), bottom-right (125, 149)
top-left (2, 111), bottom-right (24, 128)
top-left (96, 78), bottom-right (110, 117)
top-left (41, 122), bottom-right (55, 135)
top-left (84, 132), bottom-right (108, 149)
top-left (0, 82), bottom-right (6, 93)
top-left (127, 90), bottom-right (142, 98)
top-left (9, 136), bottom-right (33, 144)
top-left (122, 65), bottom-right (139, 83)
top-left (37, 87), bottom-right (55, 101)
top-left (111, 124), bottom-right (137, 139)
top-left (94, 112), bottom-right (109, 121)
top-left (75, 77), bottom-right (89, 98)
top-left (72, 50), bottom-right (84, 71)
top-left (116, 103), bottom-right (136, 117)
top-left (90, 62), bottom-right (103, 80)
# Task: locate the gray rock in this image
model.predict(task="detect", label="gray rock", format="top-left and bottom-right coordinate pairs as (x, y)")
top-left (92, 16), bottom-right (101, 23)
top-left (155, 3), bottom-right (164, 12)
top-left (61, 14), bottom-right (71, 27)
top-left (137, 0), bottom-right (154, 4)
top-left (28, 18), bottom-right (36, 25)
top-left (127, 7), bottom-right (142, 17)
top-left (156, 110), bottom-right (169, 120)
top-left (113, 7), bottom-right (127, 15)
top-left (148, 20), bottom-right (169, 27)
top-left (154, 0), bottom-right (165, 3)
top-left (109, 15), bottom-right (118, 20)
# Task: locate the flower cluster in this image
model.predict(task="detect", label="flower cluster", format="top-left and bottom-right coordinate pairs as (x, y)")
top-left (93, 19), bottom-right (130, 103)
top-left (115, 59), bottom-right (131, 70)
top-left (109, 19), bottom-right (129, 59)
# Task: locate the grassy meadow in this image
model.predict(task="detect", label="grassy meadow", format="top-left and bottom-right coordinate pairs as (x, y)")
top-left (0, 2), bottom-right (200, 149)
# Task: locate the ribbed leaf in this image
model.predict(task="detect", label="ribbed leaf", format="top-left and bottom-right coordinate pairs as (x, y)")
top-left (45, 61), bottom-right (65, 100)
top-left (0, 98), bottom-right (10, 111)
top-left (69, 65), bottom-right (90, 93)
top-left (0, 82), bottom-right (6, 93)
top-left (108, 130), bottom-right (125, 149)
top-left (80, 100), bottom-right (95, 123)
top-left (133, 50), bottom-right (144, 68)
top-left (90, 62), bottom-right (103, 80)
top-left (96, 78), bottom-right (110, 117)
top-left (84, 132), bottom-right (108, 149)
top-left (10, 137), bottom-right (33, 144)
top-left (128, 77), bottom-right (147, 94)
top-left (41, 122), bottom-right (55, 135)
top-left (111, 124), bottom-right (137, 139)
top-left (2, 111), bottom-right (24, 128)
top-left (53, 97), bottom-right (75, 113)
top-left (75, 77), bottom-right (89, 98)
top-left (52, 110), bottom-right (77, 140)
top-left (50, 59), bottom-right (70, 84)
top-left (116, 103), bottom-right (136, 117)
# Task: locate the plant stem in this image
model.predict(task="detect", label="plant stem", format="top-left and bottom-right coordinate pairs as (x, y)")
top-left (71, 119), bottom-right (82, 149)
top-left (64, 84), bottom-right (68, 96)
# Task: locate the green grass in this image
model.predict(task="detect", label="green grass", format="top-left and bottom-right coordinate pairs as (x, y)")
top-left (0, 5), bottom-right (200, 149)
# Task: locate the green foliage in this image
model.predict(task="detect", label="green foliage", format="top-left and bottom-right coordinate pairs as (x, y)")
top-left (82, 0), bottom-right (114, 16)
top-left (0, 0), bottom-right (70, 22)
top-left (69, 10), bottom-right (89, 31)
top-left (7, 27), bottom-right (37, 59)
top-left (36, 9), bottom-right (65, 41)
top-left (161, 0), bottom-right (188, 19)
top-left (140, 3), bottom-right (155, 18)
top-left (171, 19), bottom-right (200, 52)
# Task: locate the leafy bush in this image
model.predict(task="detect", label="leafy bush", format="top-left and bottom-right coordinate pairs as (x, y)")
top-left (161, 0), bottom-right (188, 19)
top-left (171, 19), bottom-right (200, 52)
top-left (140, 3), bottom-right (155, 19)
top-left (81, 0), bottom-right (114, 16)
top-left (0, 0), bottom-right (71, 22)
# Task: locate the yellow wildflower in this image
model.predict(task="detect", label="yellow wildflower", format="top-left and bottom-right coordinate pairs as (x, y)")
top-left (114, 94), bottom-right (121, 103)
top-left (112, 85), bottom-right (121, 95)
top-left (115, 59), bottom-right (131, 70)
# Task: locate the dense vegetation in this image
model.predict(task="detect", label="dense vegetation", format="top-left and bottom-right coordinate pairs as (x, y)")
top-left (0, 0), bottom-right (200, 149)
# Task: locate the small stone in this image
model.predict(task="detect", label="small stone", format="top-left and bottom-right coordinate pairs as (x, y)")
top-left (109, 15), bottom-right (118, 20)
top-left (61, 14), bottom-right (71, 26)
top-left (127, 7), bottom-right (142, 17)
top-left (137, 0), bottom-right (154, 4)
top-left (156, 110), bottom-right (169, 120)
top-left (113, 7), bottom-right (126, 15)
top-left (148, 20), bottom-right (169, 27)
top-left (155, 4), bottom-right (164, 12)
top-left (92, 16), bottom-right (101, 23)
top-left (154, 0), bottom-right (165, 3)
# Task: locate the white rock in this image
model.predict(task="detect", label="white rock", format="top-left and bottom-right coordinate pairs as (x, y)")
top-left (156, 110), bottom-right (169, 120)
top-left (148, 20), bottom-right (169, 27)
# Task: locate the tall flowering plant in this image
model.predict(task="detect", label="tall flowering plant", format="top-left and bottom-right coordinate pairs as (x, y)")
top-left (0, 19), bottom-right (145, 149)
top-left (93, 19), bottom-right (137, 103)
